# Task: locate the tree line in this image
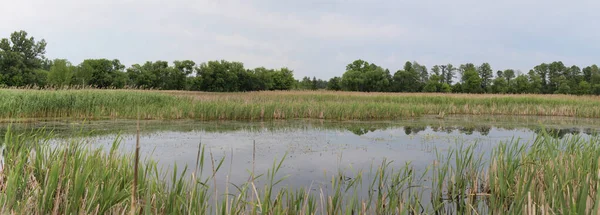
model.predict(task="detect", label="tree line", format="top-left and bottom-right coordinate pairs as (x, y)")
top-left (331, 59), bottom-right (600, 95)
top-left (2, 30), bottom-right (599, 94)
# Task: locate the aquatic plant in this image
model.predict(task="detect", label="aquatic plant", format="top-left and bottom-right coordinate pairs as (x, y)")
top-left (0, 127), bottom-right (599, 214)
top-left (2, 89), bottom-right (600, 121)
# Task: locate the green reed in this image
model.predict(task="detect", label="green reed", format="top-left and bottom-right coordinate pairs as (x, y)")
top-left (0, 127), bottom-right (599, 214)
top-left (2, 90), bottom-right (600, 121)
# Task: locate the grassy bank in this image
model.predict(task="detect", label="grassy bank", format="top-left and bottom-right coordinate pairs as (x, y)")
top-left (1, 89), bottom-right (600, 120)
top-left (0, 128), bottom-right (599, 214)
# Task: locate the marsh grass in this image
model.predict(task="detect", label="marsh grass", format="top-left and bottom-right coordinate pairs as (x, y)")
top-left (2, 89), bottom-right (600, 121)
top-left (0, 128), bottom-right (599, 214)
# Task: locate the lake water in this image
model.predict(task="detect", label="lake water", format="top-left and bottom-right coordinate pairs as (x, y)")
top-left (2, 115), bottom-right (598, 191)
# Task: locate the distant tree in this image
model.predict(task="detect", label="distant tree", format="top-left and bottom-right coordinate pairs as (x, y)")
top-left (440, 83), bottom-right (452, 93)
top-left (327, 76), bottom-right (342, 91)
top-left (583, 65), bottom-right (599, 83)
top-left (48, 59), bottom-right (73, 87)
top-left (502, 69), bottom-right (515, 86)
top-left (528, 70), bottom-right (543, 94)
top-left (392, 61), bottom-right (422, 92)
top-left (441, 64), bottom-right (456, 85)
top-left (412, 61), bottom-right (428, 84)
top-left (548, 61), bottom-right (566, 92)
top-left (511, 75), bottom-right (530, 94)
top-left (491, 77), bottom-right (508, 94)
top-left (0, 30), bottom-right (47, 86)
top-left (575, 80), bottom-right (591, 95)
top-left (423, 74), bottom-right (442, 92)
top-left (298, 76), bottom-right (313, 90)
top-left (555, 76), bottom-right (571, 94)
top-left (460, 65), bottom-right (483, 93)
top-left (477, 63), bottom-right (493, 91)
top-left (271, 68), bottom-right (295, 90)
top-left (533, 63), bottom-right (549, 93)
top-left (195, 60), bottom-right (244, 92)
top-left (76, 59), bottom-right (126, 88)
top-left (173, 60), bottom-right (195, 90)
top-left (341, 59), bottom-right (390, 92)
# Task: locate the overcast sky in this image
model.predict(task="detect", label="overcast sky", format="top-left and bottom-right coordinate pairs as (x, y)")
top-left (1, 0), bottom-right (599, 79)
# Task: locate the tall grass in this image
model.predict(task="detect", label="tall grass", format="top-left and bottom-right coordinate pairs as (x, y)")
top-left (2, 89), bottom-right (600, 121)
top-left (0, 128), bottom-right (599, 214)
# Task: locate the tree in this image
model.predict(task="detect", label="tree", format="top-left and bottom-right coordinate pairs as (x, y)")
top-left (423, 74), bottom-right (443, 92)
top-left (511, 75), bottom-right (529, 94)
top-left (491, 77), bottom-right (508, 94)
top-left (460, 65), bottom-right (483, 93)
top-left (528, 70), bottom-right (543, 94)
top-left (327, 77), bottom-right (342, 91)
top-left (548, 61), bottom-right (566, 92)
top-left (533, 63), bottom-right (549, 93)
top-left (412, 61), bottom-right (428, 84)
top-left (0, 30), bottom-right (48, 86)
top-left (555, 76), bottom-right (570, 94)
top-left (298, 76), bottom-right (313, 90)
top-left (341, 59), bottom-right (390, 92)
top-left (195, 60), bottom-right (243, 92)
top-left (392, 61), bottom-right (422, 92)
top-left (477, 63), bottom-right (493, 91)
top-left (583, 65), bottom-right (599, 83)
top-left (77, 59), bottom-right (126, 88)
top-left (502, 69), bottom-right (515, 86)
top-left (440, 64), bottom-right (456, 85)
top-left (173, 60), bottom-right (195, 90)
top-left (270, 68), bottom-right (295, 90)
top-left (575, 81), bottom-right (591, 95)
top-left (48, 59), bottom-right (73, 86)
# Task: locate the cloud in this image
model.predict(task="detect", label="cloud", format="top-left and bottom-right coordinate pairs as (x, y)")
top-left (1, 0), bottom-right (600, 79)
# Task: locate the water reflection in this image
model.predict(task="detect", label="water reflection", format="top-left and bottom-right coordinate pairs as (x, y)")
top-left (1, 116), bottom-right (598, 140)
top-left (0, 116), bottom-right (597, 211)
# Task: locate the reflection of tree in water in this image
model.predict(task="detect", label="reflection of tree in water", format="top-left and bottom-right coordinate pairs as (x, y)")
top-left (403, 126), bottom-right (427, 135)
top-left (533, 128), bottom-right (581, 139)
top-left (458, 127), bottom-right (474, 135)
top-left (476, 126), bottom-right (492, 136)
top-left (347, 127), bottom-right (377, 136)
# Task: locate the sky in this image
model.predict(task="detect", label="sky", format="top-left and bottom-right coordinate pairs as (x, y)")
top-left (1, 0), bottom-right (599, 79)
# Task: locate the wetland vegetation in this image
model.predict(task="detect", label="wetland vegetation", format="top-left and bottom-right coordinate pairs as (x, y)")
top-left (2, 30), bottom-right (600, 214)
top-left (0, 126), bottom-right (599, 214)
top-left (2, 89), bottom-right (600, 121)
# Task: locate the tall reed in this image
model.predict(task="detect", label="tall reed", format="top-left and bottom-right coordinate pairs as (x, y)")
top-left (2, 89), bottom-right (600, 121)
top-left (0, 127), bottom-right (599, 214)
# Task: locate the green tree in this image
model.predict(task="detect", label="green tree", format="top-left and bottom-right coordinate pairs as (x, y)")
top-left (548, 61), bottom-right (566, 92)
top-left (173, 60), bottom-right (195, 90)
top-left (575, 80), bottom-right (591, 95)
top-left (0, 30), bottom-right (47, 86)
top-left (440, 64), bottom-right (456, 85)
top-left (491, 77), bottom-right (508, 94)
top-left (327, 77), bottom-right (342, 91)
top-left (48, 59), bottom-right (73, 86)
top-left (392, 61), bottom-right (422, 92)
top-left (555, 76), bottom-right (571, 94)
top-left (502, 69), bottom-right (515, 86)
top-left (533, 63), bottom-right (549, 93)
top-left (341, 59), bottom-right (390, 92)
top-left (460, 65), bottom-right (483, 93)
top-left (528, 70), bottom-right (543, 94)
top-left (583, 65), bottom-right (599, 83)
top-left (77, 59), bottom-right (126, 88)
top-left (271, 68), bottom-right (295, 90)
top-left (195, 60), bottom-right (244, 92)
top-left (511, 74), bottom-right (530, 94)
top-left (477, 63), bottom-right (493, 91)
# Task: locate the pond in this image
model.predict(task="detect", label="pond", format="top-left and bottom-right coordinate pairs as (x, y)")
top-left (2, 115), bottom-right (599, 192)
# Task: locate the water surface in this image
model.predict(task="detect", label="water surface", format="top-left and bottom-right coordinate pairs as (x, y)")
top-left (2, 115), bottom-right (597, 190)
